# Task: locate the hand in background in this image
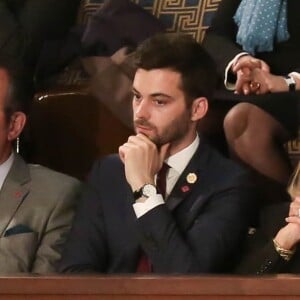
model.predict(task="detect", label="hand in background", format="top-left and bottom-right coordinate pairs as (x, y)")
top-left (274, 197), bottom-right (300, 250)
top-left (232, 55), bottom-right (270, 74)
top-left (232, 55), bottom-right (270, 95)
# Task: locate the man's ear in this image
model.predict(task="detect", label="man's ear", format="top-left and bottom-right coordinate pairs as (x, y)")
top-left (191, 97), bottom-right (208, 121)
top-left (7, 112), bottom-right (26, 142)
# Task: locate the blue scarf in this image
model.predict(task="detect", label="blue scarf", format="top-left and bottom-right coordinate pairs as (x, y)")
top-left (234, 0), bottom-right (290, 54)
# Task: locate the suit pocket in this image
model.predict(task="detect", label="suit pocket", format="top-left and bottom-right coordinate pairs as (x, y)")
top-left (0, 232), bottom-right (38, 273)
top-left (4, 224), bottom-right (33, 237)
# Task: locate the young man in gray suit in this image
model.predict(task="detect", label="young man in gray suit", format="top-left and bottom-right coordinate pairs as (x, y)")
top-left (0, 58), bottom-right (81, 273)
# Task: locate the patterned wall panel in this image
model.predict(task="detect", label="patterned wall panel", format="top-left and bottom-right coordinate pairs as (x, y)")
top-left (79, 0), bottom-right (222, 42)
top-left (286, 131), bottom-right (300, 167)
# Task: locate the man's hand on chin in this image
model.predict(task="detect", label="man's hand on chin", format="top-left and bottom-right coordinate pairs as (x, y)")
top-left (119, 134), bottom-right (170, 191)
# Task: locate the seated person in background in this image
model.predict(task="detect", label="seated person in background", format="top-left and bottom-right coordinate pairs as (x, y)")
top-left (0, 0), bottom-right (80, 85)
top-left (59, 33), bottom-right (257, 274)
top-left (0, 1), bottom-right (22, 59)
top-left (203, 0), bottom-right (300, 201)
top-left (0, 58), bottom-right (81, 273)
top-left (236, 161), bottom-right (300, 274)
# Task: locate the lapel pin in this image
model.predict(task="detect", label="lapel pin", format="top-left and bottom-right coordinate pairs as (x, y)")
top-left (186, 173), bottom-right (197, 184)
top-left (248, 227), bottom-right (256, 235)
top-left (181, 185), bottom-right (190, 193)
top-left (14, 191), bottom-right (21, 198)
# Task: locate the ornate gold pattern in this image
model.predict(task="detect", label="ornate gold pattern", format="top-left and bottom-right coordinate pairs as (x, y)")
top-left (80, 0), bottom-right (221, 41)
top-left (286, 131), bottom-right (300, 167)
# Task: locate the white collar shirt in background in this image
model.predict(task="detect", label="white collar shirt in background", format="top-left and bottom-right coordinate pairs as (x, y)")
top-left (0, 152), bottom-right (14, 190)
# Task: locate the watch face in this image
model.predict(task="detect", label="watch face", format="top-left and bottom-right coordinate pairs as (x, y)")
top-left (142, 184), bottom-right (157, 198)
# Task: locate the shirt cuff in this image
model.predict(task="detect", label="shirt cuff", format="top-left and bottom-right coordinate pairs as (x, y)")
top-left (224, 52), bottom-right (249, 90)
top-left (133, 194), bottom-right (164, 218)
top-left (289, 72), bottom-right (300, 90)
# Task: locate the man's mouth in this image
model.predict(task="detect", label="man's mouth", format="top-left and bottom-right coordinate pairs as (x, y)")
top-left (135, 125), bottom-right (153, 133)
top-left (134, 120), bottom-right (154, 131)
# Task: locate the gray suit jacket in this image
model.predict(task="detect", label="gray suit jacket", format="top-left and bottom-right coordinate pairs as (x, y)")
top-left (0, 154), bottom-right (81, 274)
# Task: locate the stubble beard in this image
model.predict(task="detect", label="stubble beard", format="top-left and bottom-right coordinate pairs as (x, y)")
top-left (134, 110), bottom-right (191, 148)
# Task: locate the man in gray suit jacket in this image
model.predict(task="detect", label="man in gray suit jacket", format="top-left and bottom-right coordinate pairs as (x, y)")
top-left (0, 58), bottom-right (81, 273)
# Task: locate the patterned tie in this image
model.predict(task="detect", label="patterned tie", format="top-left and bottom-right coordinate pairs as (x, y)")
top-left (136, 163), bottom-right (170, 273)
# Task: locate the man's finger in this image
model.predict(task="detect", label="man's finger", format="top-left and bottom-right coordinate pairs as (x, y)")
top-left (159, 143), bottom-right (171, 163)
top-left (233, 59), bottom-right (261, 73)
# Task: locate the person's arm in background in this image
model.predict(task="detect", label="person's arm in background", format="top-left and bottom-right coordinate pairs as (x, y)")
top-left (204, 0), bottom-right (300, 95)
top-left (202, 0), bottom-right (244, 77)
top-left (235, 199), bottom-right (300, 275)
top-left (202, 0), bottom-right (271, 94)
top-left (232, 61), bottom-right (300, 95)
top-left (236, 164), bottom-right (300, 274)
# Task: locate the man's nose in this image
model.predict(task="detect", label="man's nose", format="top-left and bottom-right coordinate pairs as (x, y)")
top-left (134, 99), bottom-right (150, 119)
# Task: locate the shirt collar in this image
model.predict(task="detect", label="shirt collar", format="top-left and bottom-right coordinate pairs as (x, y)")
top-left (0, 152), bottom-right (14, 190)
top-left (165, 135), bottom-right (199, 175)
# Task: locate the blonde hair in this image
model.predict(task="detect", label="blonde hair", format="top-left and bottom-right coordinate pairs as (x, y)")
top-left (288, 161), bottom-right (300, 199)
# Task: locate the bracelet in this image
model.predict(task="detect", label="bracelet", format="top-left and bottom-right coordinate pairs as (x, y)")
top-left (273, 239), bottom-right (295, 261)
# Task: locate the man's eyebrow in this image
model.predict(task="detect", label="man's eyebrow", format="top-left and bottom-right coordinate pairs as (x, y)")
top-left (132, 87), bottom-right (173, 99)
top-left (150, 93), bottom-right (172, 99)
top-left (132, 87), bottom-right (140, 94)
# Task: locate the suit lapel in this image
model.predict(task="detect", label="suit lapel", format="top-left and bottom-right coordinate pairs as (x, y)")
top-left (0, 155), bottom-right (30, 237)
top-left (166, 140), bottom-right (212, 211)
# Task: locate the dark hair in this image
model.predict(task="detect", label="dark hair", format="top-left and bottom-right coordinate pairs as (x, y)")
top-left (134, 33), bottom-right (217, 105)
top-left (0, 57), bottom-right (33, 122)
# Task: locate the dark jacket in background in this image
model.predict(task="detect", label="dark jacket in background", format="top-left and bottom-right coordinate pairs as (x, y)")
top-left (0, 0), bottom-right (80, 74)
top-left (235, 201), bottom-right (300, 274)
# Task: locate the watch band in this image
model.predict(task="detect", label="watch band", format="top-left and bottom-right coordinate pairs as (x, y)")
top-left (284, 75), bottom-right (296, 92)
top-left (133, 188), bottom-right (143, 201)
top-left (133, 184), bottom-right (157, 201)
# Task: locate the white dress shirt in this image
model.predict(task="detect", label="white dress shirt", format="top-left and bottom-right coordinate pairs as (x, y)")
top-left (133, 135), bottom-right (200, 218)
top-left (0, 152), bottom-right (14, 190)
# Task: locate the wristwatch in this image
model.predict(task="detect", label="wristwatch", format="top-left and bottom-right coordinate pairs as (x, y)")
top-left (284, 75), bottom-right (296, 92)
top-left (133, 184), bottom-right (157, 201)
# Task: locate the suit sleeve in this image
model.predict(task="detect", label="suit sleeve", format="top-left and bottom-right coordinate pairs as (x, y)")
top-left (58, 161), bottom-right (108, 273)
top-left (235, 239), bottom-right (289, 274)
top-left (235, 202), bottom-right (291, 274)
top-left (202, 0), bottom-right (243, 77)
top-left (30, 179), bottom-right (82, 273)
top-left (137, 175), bottom-right (256, 273)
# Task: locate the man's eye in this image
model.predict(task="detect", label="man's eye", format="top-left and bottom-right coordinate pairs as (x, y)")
top-left (154, 99), bottom-right (166, 106)
top-left (133, 94), bottom-right (142, 101)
